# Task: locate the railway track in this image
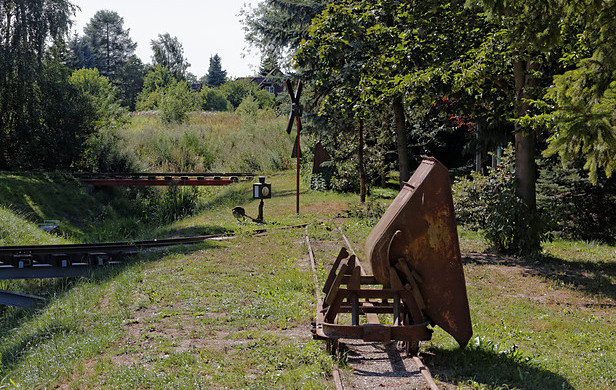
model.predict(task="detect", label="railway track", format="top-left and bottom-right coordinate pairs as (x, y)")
top-left (74, 172), bottom-right (255, 187)
top-left (0, 223), bottom-right (306, 308)
top-left (305, 225), bottom-right (440, 390)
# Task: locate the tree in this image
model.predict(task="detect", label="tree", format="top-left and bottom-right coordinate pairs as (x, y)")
top-left (81, 10), bottom-right (137, 81)
top-left (258, 51), bottom-right (282, 77)
top-left (68, 10), bottom-right (143, 108)
top-left (69, 68), bottom-right (125, 130)
top-left (116, 55), bottom-right (145, 110)
top-left (0, 0), bottom-right (77, 169)
top-left (150, 33), bottom-right (190, 80)
top-left (297, 0), bottom-right (487, 185)
top-left (205, 54), bottom-right (227, 87)
top-left (526, 2), bottom-right (616, 183)
top-left (135, 65), bottom-right (198, 122)
top-left (467, 0), bottom-right (567, 210)
top-left (242, 0), bottom-right (327, 61)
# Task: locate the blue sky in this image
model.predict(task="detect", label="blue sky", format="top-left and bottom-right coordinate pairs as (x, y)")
top-left (71, 0), bottom-right (262, 78)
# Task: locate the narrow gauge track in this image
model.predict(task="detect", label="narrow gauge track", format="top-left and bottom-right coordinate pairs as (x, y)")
top-left (74, 172), bottom-right (255, 187)
top-left (0, 234), bottom-right (237, 303)
top-left (0, 224), bottom-right (307, 308)
top-left (0, 234), bottom-right (232, 274)
top-left (0, 233), bottom-right (231, 308)
top-left (305, 226), bottom-right (440, 390)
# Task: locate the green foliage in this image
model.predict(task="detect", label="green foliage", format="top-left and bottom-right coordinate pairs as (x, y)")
top-left (205, 54), bottom-right (227, 87)
top-left (219, 79), bottom-right (255, 108)
top-left (0, 0), bottom-right (78, 169)
top-left (77, 127), bottom-right (139, 173)
top-left (537, 158), bottom-right (616, 242)
top-left (68, 68), bottom-right (126, 129)
top-left (150, 33), bottom-right (190, 80)
top-left (235, 95), bottom-right (260, 117)
top-left (136, 66), bottom-right (198, 123)
top-left (138, 185), bottom-right (201, 224)
top-left (158, 81), bottom-right (199, 124)
top-left (199, 88), bottom-right (231, 111)
top-left (140, 65), bottom-right (177, 97)
top-left (66, 9), bottom-right (143, 107)
top-left (80, 10), bottom-right (137, 81)
top-left (453, 145), bottom-right (551, 255)
top-left (242, 0), bottom-right (327, 56)
top-left (536, 64), bottom-right (616, 183)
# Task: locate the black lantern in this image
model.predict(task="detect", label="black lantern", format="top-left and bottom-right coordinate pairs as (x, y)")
top-left (253, 176), bottom-right (271, 200)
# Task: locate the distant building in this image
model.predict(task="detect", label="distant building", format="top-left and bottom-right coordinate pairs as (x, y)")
top-left (191, 83), bottom-right (203, 92)
top-left (249, 77), bottom-right (285, 96)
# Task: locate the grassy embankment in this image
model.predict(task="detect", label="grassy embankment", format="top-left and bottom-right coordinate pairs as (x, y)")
top-left (0, 111), bottom-right (614, 389)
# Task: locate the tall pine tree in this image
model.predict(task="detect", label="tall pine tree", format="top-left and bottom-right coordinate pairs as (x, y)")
top-left (205, 54), bottom-right (227, 87)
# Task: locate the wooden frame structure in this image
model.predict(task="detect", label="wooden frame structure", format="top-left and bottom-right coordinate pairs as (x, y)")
top-left (314, 247), bottom-right (432, 354)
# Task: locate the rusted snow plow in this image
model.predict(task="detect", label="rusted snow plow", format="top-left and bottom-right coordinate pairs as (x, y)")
top-left (313, 157), bottom-right (472, 354)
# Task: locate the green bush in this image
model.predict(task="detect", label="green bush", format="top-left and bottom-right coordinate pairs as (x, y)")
top-left (537, 158), bottom-right (616, 242)
top-left (158, 81), bottom-right (198, 123)
top-left (200, 88), bottom-right (231, 111)
top-left (137, 185), bottom-right (201, 224)
top-left (453, 145), bottom-right (551, 256)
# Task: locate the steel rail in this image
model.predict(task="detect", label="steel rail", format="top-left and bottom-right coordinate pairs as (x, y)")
top-left (309, 224), bottom-right (441, 390)
top-left (0, 234), bottom-right (230, 257)
top-left (0, 223), bottom-right (307, 307)
top-left (72, 172), bottom-right (255, 178)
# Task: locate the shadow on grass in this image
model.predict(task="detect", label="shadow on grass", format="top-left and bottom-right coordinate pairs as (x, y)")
top-left (463, 252), bottom-right (616, 301)
top-left (426, 344), bottom-right (573, 390)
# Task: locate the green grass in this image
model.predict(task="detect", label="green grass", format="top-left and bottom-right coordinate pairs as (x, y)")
top-left (121, 111), bottom-right (294, 173)
top-left (0, 139), bottom-right (615, 389)
top-left (424, 230), bottom-right (616, 389)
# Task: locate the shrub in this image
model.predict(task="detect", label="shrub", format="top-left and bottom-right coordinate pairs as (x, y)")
top-left (537, 158), bottom-right (616, 242)
top-left (200, 88), bottom-right (231, 111)
top-left (453, 145), bottom-right (551, 256)
top-left (158, 81), bottom-right (198, 123)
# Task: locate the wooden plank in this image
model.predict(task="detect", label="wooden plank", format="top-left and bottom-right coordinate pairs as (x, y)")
top-left (324, 263), bottom-right (350, 308)
top-left (322, 247), bottom-right (349, 294)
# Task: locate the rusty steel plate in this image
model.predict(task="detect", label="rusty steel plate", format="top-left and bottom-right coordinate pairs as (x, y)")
top-left (312, 141), bottom-right (332, 173)
top-left (365, 157), bottom-right (472, 347)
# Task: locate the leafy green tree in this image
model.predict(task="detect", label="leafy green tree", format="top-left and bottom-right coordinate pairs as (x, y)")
top-left (68, 10), bottom-right (143, 108)
top-left (200, 88), bottom-right (230, 111)
top-left (69, 68), bottom-right (126, 129)
top-left (136, 65), bottom-right (197, 122)
top-left (116, 55), bottom-right (145, 110)
top-left (297, 0), bottom-right (487, 184)
top-left (205, 54), bottom-right (227, 87)
top-left (159, 81), bottom-right (198, 123)
top-left (150, 33), bottom-right (190, 80)
top-left (218, 79), bottom-right (274, 109)
top-left (242, 0), bottom-right (327, 58)
top-left (66, 35), bottom-right (97, 69)
top-left (0, 0), bottom-right (78, 169)
top-left (137, 65), bottom-right (176, 101)
top-left (462, 0), bottom-right (568, 210)
top-left (525, 2), bottom-right (616, 183)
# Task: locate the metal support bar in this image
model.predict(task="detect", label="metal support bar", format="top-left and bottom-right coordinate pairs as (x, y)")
top-left (0, 290), bottom-right (45, 308)
top-left (0, 264), bottom-right (104, 280)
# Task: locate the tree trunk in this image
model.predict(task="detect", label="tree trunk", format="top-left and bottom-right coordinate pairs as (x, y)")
top-left (359, 119), bottom-right (366, 203)
top-left (475, 124), bottom-right (482, 174)
top-left (513, 59), bottom-right (537, 210)
top-left (392, 96), bottom-right (410, 185)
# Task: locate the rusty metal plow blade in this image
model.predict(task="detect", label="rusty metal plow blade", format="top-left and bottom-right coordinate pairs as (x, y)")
top-left (313, 157), bottom-right (472, 354)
